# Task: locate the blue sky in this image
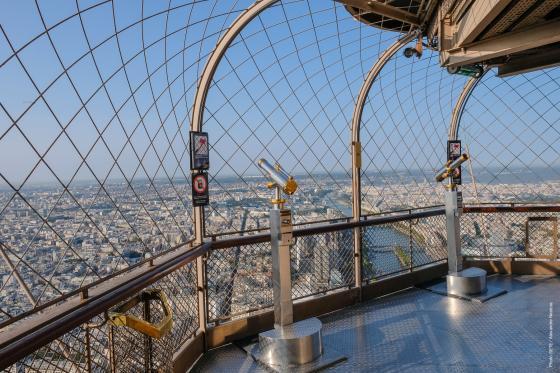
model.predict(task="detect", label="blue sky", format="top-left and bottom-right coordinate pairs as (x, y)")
top-left (0, 0), bottom-right (559, 192)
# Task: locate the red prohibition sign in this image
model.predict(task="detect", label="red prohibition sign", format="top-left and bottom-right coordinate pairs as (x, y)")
top-left (193, 174), bottom-right (207, 193)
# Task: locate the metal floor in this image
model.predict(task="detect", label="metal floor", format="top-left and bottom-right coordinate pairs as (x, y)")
top-left (192, 275), bottom-right (560, 372)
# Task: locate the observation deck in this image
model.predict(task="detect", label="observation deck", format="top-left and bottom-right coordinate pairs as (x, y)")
top-left (1, 1), bottom-right (560, 372)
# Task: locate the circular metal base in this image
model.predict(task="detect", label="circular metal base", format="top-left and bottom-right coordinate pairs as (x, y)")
top-left (258, 317), bottom-right (323, 367)
top-left (447, 267), bottom-right (487, 296)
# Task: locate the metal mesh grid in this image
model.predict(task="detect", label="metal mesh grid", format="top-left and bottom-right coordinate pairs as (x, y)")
top-left (459, 68), bottom-right (560, 205)
top-left (202, 0), bottom-right (405, 235)
top-left (3, 261), bottom-right (198, 373)
top-left (291, 228), bottom-right (354, 299)
top-left (0, 0), bottom-right (255, 324)
top-left (462, 209), bottom-right (560, 258)
top-left (206, 242), bottom-right (273, 323)
top-left (361, 213), bottom-right (447, 283)
top-left (206, 228), bottom-right (354, 323)
top-left (360, 48), bottom-right (468, 214)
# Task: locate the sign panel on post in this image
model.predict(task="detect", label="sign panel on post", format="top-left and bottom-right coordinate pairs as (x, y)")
top-left (192, 172), bottom-right (209, 207)
top-left (190, 131), bottom-right (209, 170)
top-left (447, 140), bottom-right (462, 185)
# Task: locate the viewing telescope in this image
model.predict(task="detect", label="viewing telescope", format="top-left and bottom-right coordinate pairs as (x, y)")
top-left (257, 159), bottom-right (298, 195)
top-left (435, 153), bottom-right (469, 182)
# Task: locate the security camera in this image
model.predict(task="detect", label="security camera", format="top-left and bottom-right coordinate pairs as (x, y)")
top-left (257, 159), bottom-right (298, 195)
top-left (435, 153), bottom-right (469, 182)
top-left (403, 47), bottom-right (421, 58)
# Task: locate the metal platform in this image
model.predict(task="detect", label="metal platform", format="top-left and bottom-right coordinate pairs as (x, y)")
top-left (193, 275), bottom-right (560, 372)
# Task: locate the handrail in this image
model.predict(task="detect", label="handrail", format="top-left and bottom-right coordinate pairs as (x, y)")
top-left (0, 239), bottom-right (195, 331)
top-left (0, 242), bottom-right (212, 370)
top-left (463, 205), bottom-right (560, 213)
top-left (211, 206), bottom-right (446, 248)
top-left (3, 202), bottom-right (560, 370)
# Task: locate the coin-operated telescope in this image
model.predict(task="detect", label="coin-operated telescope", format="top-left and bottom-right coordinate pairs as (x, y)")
top-left (435, 153), bottom-right (469, 184)
top-left (257, 159), bottom-right (298, 209)
top-left (249, 159), bottom-right (332, 370)
top-left (434, 151), bottom-right (504, 301)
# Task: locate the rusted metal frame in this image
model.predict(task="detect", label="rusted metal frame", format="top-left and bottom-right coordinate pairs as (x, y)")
top-left (0, 242), bottom-right (211, 370)
top-left (0, 239), bottom-right (194, 330)
top-left (350, 31), bottom-right (419, 297)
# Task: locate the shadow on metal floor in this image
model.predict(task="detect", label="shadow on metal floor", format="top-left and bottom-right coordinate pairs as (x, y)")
top-left (192, 275), bottom-right (560, 372)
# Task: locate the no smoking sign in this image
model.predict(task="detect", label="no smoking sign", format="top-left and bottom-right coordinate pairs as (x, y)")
top-left (192, 172), bottom-right (209, 207)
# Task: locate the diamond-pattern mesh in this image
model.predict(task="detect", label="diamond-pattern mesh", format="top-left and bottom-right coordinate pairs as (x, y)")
top-left (360, 49), bottom-right (467, 214)
top-left (202, 0), bottom-right (405, 236)
top-left (361, 213), bottom-right (447, 283)
top-left (3, 261), bottom-right (198, 373)
top-left (459, 68), bottom-right (560, 204)
top-left (206, 242), bottom-right (273, 323)
top-left (461, 209), bottom-right (560, 258)
top-left (0, 0), bottom-right (254, 322)
top-left (291, 229), bottom-right (354, 299)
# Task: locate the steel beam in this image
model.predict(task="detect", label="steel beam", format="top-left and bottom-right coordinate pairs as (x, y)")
top-left (335, 0), bottom-right (421, 26)
top-left (443, 20), bottom-right (560, 67)
top-left (448, 67), bottom-right (489, 140)
top-left (350, 31), bottom-right (418, 291)
top-left (452, 0), bottom-right (513, 46)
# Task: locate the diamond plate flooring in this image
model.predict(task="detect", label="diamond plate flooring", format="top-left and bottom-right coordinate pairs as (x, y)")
top-left (192, 275), bottom-right (560, 372)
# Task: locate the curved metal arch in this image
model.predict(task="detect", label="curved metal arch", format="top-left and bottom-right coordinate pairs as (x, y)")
top-left (349, 31), bottom-right (417, 293)
top-left (448, 68), bottom-right (490, 140)
top-left (191, 0), bottom-right (280, 133)
top-left (190, 0), bottom-right (279, 243)
top-left (350, 31), bottom-right (418, 221)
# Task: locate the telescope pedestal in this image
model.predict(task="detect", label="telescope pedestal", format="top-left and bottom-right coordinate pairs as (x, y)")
top-left (246, 207), bottom-right (345, 371)
top-left (447, 267), bottom-right (487, 296)
top-left (435, 189), bottom-right (506, 301)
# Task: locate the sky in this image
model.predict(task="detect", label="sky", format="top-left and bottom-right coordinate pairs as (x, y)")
top-left (0, 0), bottom-right (559, 192)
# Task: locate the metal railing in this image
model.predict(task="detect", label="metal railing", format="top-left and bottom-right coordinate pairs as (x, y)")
top-left (3, 203), bottom-right (560, 371)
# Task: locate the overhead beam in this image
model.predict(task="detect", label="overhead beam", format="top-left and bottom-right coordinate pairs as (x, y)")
top-left (443, 19), bottom-right (560, 67)
top-left (498, 47), bottom-right (560, 77)
top-left (452, 0), bottom-right (513, 46)
top-left (335, 0), bottom-right (421, 26)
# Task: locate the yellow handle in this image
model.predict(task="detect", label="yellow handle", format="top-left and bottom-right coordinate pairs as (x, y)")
top-left (108, 289), bottom-right (173, 339)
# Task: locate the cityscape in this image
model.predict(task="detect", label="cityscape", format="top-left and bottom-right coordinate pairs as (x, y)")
top-left (1, 171), bottom-right (559, 322)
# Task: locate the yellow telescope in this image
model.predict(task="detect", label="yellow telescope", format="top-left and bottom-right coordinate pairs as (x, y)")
top-left (257, 159), bottom-right (298, 195)
top-left (435, 153), bottom-right (469, 182)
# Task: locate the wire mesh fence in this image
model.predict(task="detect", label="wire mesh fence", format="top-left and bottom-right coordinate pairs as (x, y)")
top-left (360, 47), bottom-right (468, 214)
top-left (361, 213), bottom-right (447, 283)
top-left (201, 0), bottom-right (405, 236)
top-left (459, 68), bottom-right (560, 205)
top-left (2, 260), bottom-right (198, 373)
top-left (462, 208), bottom-right (560, 259)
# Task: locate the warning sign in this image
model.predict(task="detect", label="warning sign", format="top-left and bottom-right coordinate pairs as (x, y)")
top-left (192, 172), bottom-right (209, 207)
top-left (447, 140), bottom-right (462, 185)
top-left (190, 131), bottom-right (209, 170)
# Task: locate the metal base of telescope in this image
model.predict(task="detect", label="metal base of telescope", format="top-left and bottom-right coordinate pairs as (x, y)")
top-left (244, 318), bottom-right (346, 372)
top-left (423, 268), bottom-right (506, 303)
